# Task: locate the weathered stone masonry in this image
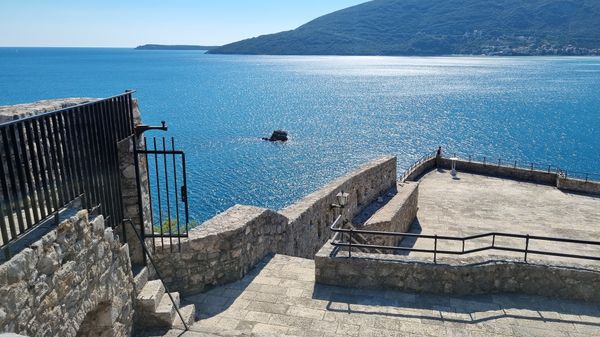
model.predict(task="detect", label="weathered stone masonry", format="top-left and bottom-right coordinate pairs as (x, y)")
top-left (153, 156), bottom-right (397, 295)
top-left (0, 211), bottom-right (135, 337)
top-left (315, 247), bottom-right (600, 302)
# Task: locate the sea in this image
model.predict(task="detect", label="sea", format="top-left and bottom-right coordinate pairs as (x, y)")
top-left (1, 47), bottom-right (599, 223)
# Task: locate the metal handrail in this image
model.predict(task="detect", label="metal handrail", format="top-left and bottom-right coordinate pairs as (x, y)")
top-left (399, 150), bottom-right (438, 182)
top-left (123, 219), bottom-right (189, 331)
top-left (329, 215), bottom-right (600, 263)
top-left (450, 152), bottom-right (600, 182)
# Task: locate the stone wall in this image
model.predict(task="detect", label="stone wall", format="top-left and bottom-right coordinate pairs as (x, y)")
top-left (438, 158), bottom-right (557, 186)
top-left (315, 246), bottom-right (600, 302)
top-left (117, 99), bottom-right (152, 266)
top-left (153, 205), bottom-right (288, 295)
top-left (557, 177), bottom-right (600, 196)
top-left (153, 156), bottom-right (397, 295)
top-left (405, 157), bottom-right (437, 182)
top-left (361, 182), bottom-right (419, 247)
top-left (279, 156), bottom-right (397, 258)
top-left (0, 98), bottom-right (96, 124)
top-left (0, 211), bottom-right (134, 337)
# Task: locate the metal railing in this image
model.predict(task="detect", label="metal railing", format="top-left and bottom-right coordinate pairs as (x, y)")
top-left (451, 152), bottom-right (600, 183)
top-left (138, 137), bottom-right (189, 253)
top-left (329, 215), bottom-right (600, 263)
top-left (123, 219), bottom-right (189, 331)
top-left (399, 150), bottom-right (438, 182)
top-left (0, 92), bottom-right (135, 256)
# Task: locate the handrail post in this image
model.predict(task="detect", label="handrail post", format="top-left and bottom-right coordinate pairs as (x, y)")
top-left (530, 163), bottom-right (534, 171)
top-left (461, 239), bottom-right (465, 253)
top-left (434, 234), bottom-right (438, 264)
top-left (492, 234), bottom-right (495, 248)
top-left (524, 234), bottom-right (530, 262)
top-left (498, 158), bottom-right (501, 167)
top-left (514, 160), bottom-right (517, 168)
top-left (548, 165), bottom-right (551, 173)
top-left (483, 157), bottom-right (486, 165)
top-left (348, 228), bottom-right (353, 258)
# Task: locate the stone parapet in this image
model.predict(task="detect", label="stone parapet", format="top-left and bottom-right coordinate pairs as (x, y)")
top-left (152, 205), bottom-right (288, 295)
top-left (153, 156), bottom-right (398, 295)
top-left (360, 182), bottom-right (419, 246)
top-left (557, 177), bottom-right (600, 195)
top-left (0, 211), bottom-right (134, 337)
top-left (315, 244), bottom-right (600, 302)
top-left (280, 156), bottom-right (397, 258)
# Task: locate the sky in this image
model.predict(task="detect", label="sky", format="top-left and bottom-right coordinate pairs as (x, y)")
top-left (0, 0), bottom-right (367, 47)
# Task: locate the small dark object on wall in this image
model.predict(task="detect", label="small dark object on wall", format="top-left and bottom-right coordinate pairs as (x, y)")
top-left (263, 130), bottom-right (288, 142)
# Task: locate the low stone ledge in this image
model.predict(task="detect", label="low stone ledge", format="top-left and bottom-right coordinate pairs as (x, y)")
top-left (557, 177), bottom-right (600, 196)
top-left (0, 98), bottom-right (97, 124)
top-left (439, 158), bottom-right (557, 186)
top-left (315, 242), bottom-right (600, 302)
top-left (360, 182), bottom-right (419, 246)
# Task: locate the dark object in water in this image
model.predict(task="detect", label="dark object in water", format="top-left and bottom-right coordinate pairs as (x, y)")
top-left (263, 130), bottom-right (288, 142)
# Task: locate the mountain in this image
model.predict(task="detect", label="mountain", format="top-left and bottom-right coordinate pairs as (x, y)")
top-left (209, 0), bottom-right (600, 56)
top-left (135, 44), bottom-right (218, 51)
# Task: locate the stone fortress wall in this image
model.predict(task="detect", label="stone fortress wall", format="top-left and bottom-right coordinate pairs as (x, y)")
top-left (0, 211), bottom-right (135, 337)
top-left (152, 156), bottom-right (398, 295)
top-left (315, 152), bottom-right (600, 302)
top-left (3, 95), bottom-right (600, 337)
top-left (436, 156), bottom-right (600, 195)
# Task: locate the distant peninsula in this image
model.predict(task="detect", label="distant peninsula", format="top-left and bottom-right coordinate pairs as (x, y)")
top-left (135, 44), bottom-right (219, 51)
top-left (209, 0), bottom-right (600, 56)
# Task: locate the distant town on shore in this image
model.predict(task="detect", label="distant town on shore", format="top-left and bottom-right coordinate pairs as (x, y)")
top-left (202, 0), bottom-right (600, 56)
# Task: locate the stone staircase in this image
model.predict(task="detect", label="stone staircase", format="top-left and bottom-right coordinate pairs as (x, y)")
top-left (342, 222), bottom-right (384, 254)
top-left (133, 266), bottom-right (195, 329)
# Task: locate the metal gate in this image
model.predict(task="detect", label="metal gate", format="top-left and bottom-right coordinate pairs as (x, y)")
top-left (136, 136), bottom-right (189, 252)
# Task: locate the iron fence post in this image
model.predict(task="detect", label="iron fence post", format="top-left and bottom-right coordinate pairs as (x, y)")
top-left (434, 234), bottom-right (438, 264)
top-left (348, 228), bottom-right (353, 258)
top-left (524, 234), bottom-right (530, 262)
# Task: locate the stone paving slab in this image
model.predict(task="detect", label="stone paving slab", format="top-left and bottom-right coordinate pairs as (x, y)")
top-left (402, 170), bottom-right (600, 265)
top-left (155, 254), bottom-right (600, 337)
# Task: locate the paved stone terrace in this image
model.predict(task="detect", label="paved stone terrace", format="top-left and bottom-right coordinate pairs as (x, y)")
top-left (401, 170), bottom-right (600, 265)
top-left (146, 254), bottom-right (600, 337)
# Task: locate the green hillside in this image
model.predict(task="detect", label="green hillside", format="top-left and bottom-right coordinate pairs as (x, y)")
top-left (209, 0), bottom-right (600, 56)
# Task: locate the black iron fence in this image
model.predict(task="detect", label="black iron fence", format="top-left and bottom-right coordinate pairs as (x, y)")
top-left (0, 92), bottom-right (135, 255)
top-left (329, 215), bottom-right (600, 263)
top-left (137, 136), bottom-right (189, 253)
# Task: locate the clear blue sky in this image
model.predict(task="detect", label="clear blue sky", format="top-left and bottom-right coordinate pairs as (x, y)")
top-left (0, 0), bottom-right (367, 47)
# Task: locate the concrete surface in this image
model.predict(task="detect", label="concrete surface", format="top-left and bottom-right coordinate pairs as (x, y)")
top-left (401, 170), bottom-right (600, 265)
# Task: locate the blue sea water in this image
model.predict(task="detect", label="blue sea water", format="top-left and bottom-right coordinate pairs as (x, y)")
top-left (1, 48), bottom-right (599, 222)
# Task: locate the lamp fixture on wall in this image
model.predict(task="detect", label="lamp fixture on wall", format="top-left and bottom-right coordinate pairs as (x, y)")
top-left (331, 191), bottom-right (350, 209)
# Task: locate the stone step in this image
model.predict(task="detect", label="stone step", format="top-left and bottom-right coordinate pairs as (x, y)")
top-left (136, 279), bottom-right (165, 312)
top-left (133, 266), bottom-right (149, 294)
top-left (344, 223), bottom-right (384, 254)
top-left (171, 304), bottom-right (196, 329)
top-left (154, 292), bottom-right (181, 325)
